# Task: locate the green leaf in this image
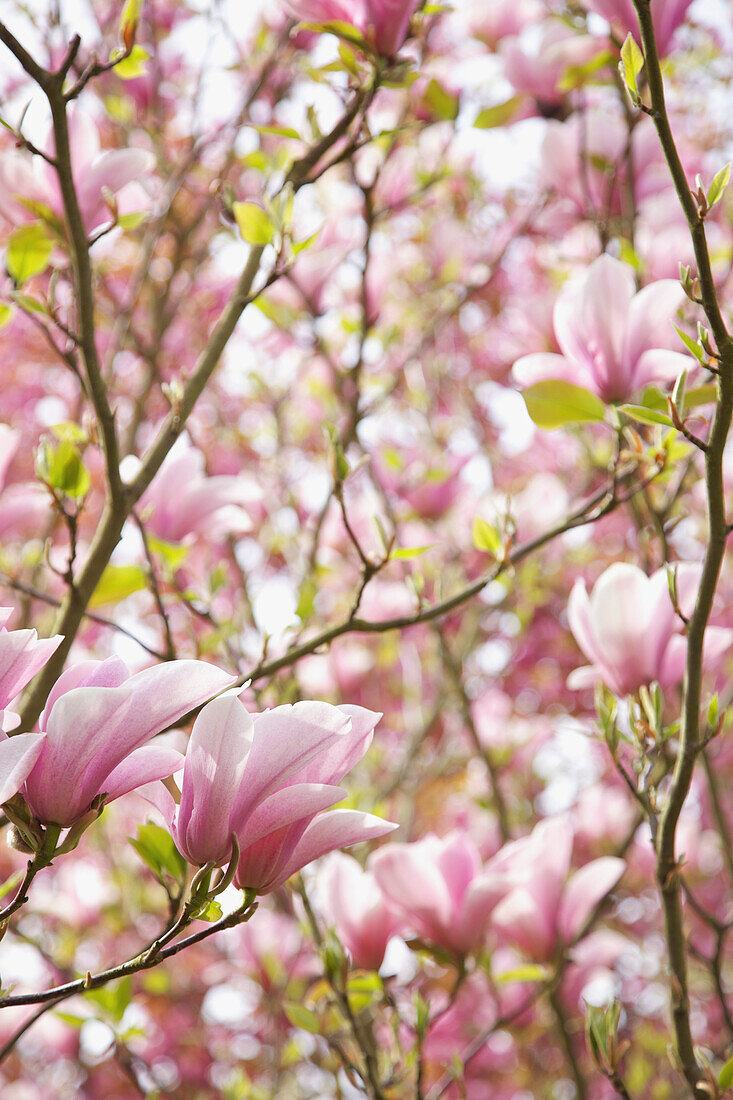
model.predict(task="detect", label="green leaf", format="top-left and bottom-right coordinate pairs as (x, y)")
top-left (474, 96), bottom-right (522, 129)
top-left (707, 162), bottom-right (731, 210)
top-left (472, 517), bottom-right (503, 557)
top-left (296, 577), bottom-right (317, 622)
top-left (50, 421), bottom-right (88, 444)
top-left (495, 964), bottom-right (551, 984)
top-left (147, 534), bottom-right (188, 570)
top-left (674, 325), bottom-right (705, 363)
top-left (422, 78), bottom-right (459, 121)
top-left (89, 564), bottom-right (147, 608)
top-left (119, 0), bottom-right (142, 49)
top-left (35, 437), bottom-right (90, 499)
top-left (85, 976), bottom-right (132, 1023)
top-left (0, 303), bottom-right (13, 329)
top-left (283, 1002), bottom-right (321, 1033)
top-left (293, 229), bottom-right (320, 255)
top-left (6, 223), bottom-right (53, 286)
top-left (112, 44), bottom-right (150, 78)
top-left (557, 48), bottom-right (614, 92)
top-left (522, 380), bottom-right (606, 429)
top-left (118, 211), bottom-right (148, 230)
top-left (129, 822), bottom-right (187, 886)
top-left (619, 32), bottom-right (644, 106)
top-left (0, 871), bottom-right (22, 900)
top-left (232, 201), bottom-right (275, 246)
top-left (720, 1057), bottom-right (733, 1091)
top-left (250, 123), bottom-right (301, 140)
top-left (391, 545), bottom-right (431, 561)
top-left (618, 404), bottom-right (673, 427)
top-left (686, 383), bottom-right (717, 408)
top-left (198, 899), bottom-right (223, 922)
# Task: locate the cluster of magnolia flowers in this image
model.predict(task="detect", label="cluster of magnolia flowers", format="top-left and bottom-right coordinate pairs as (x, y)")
top-left (0, 549), bottom-right (720, 902)
top-left (0, 611), bottom-right (394, 894)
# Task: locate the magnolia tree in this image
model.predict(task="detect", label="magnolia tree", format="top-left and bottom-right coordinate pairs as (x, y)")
top-left (0, 0), bottom-right (731, 1096)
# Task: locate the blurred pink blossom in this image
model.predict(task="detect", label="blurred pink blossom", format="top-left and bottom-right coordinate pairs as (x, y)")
top-left (492, 817), bottom-right (625, 960)
top-left (567, 562), bottom-right (732, 696)
top-left (513, 254), bottom-right (689, 402)
top-left (318, 850), bottom-right (402, 969)
top-left (285, 0), bottom-right (420, 55)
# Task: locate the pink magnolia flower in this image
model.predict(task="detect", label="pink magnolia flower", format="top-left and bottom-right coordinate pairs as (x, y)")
top-left (513, 255), bottom-right (690, 403)
top-left (318, 851), bottom-right (402, 970)
top-left (285, 0), bottom-right (420, 56)
top-left (0, 425), bottom-right (50, 540)
top-left (21, 656), bottom-right (233, 827)
top-left (584, 0), bottom-right (694, 56)
top-left (567, 562), bottom-right (732, 696)
top-left (155, 694), bottom-right (395, 894)
top-left (491, 817), bottom-right (625, 960)
top-left (0, 110), bottom-right (154, 233)
top-left (139, 437), bottom-right (256, 543)
top-left (371, 831), bottom-right (509, 956)
top-left (0, 607), bottom-right (62, 732)
top-left (501, 22), bottom-right (604, 108)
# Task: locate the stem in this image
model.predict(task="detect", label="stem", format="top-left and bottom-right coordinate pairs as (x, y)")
top-left (630, 3), bottom-right (733, 1093)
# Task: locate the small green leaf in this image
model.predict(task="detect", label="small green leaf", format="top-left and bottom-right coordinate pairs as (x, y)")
top-left (283, 1002), bottom-right (321, 1033)
top-left (522, 379), bottom-right (606, 429)
top-left (707, 162), bottom-right (731, 210)
top-left (85, 976), bottom-right (132, 1023)
top-left (232, 201), bottom-right (275, 246)
top-left (0, 871), bottom-right (22, 900)
top-left (112, 44), bottom-right (150, 78)
top-left (129, 822), bottom-right (187, 886)
top-left (0, 304), bottom-right (13, 329)
top-left (472, 517), bottom-right (503, 557)
top-left (422, 78), bottom-right (459, 121)
top-left (147, 534), bottom-right (188, 570)
top-left (250, 123), bottom-right (301, 140)
top-left (720, 1057), bottom-right (733, 1091)
top-left (674, 325), bottom-right (705, 363)
top-left (495, 964), bottom-right (551, 984)
top-left (391, 545), bottom-right (431, 561)
top-left (6, 223), bottom-right (53, 286)
top-left (296, 577), bottom-right (317, 622)
top-left (35, 437), bottom-right (90, 499)
top-left (89, 564), bottom-right (147, 608)
top-left (474, 96), bottom-right (522, 129)
top-left (119, 0), bottom-right (142, 49)
top-left (618, 404), bottom-right (673, 427)
top-left (619, 32), bottom-right (644, 106)
top-left (198, 899), bottom-right (223, 922)
top-left (293, 229), bottom-right (320, 255)
top-left (117, 211), bottom-right (148, 230)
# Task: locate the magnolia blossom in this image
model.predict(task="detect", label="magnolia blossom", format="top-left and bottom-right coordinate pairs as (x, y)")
top-left (567, 562), bottom-right (732, 696)
top-left (501, 22), bottom-right (604, 108)
top-left (0, 607), bottom-right (62, 732)
top-left (491, 817), bottom-right (625, 960)
top-left (155, 694), bottom-right (395, 894)
top-left (371, 832), bottom-right (509, 956)
top-left (285, 0), bottom-right (420, 56)
top-left (318, 851), bottom-right (402, 970)
top-left (21, 656), bottom-right (233, 826)
top-left (513, 255), bottom-right (690, 403)
top-left (139, 436), bottom-right (257, 543)
top-left (0, 110), bottom-right (153, 233)
top-left (584, 0), bottom-right (694, 56)
top-left (0, 425), bottom-right (48, 540)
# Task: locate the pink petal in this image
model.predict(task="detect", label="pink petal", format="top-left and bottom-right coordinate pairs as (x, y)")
top-left (102, 745), bottom-right (185, 803)
top-left (268, 810), bottom-right (397, 893)
top-left (0, 732), bottom-right (46, 804)
top-left (557, 857), bottom-right (625, 944)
